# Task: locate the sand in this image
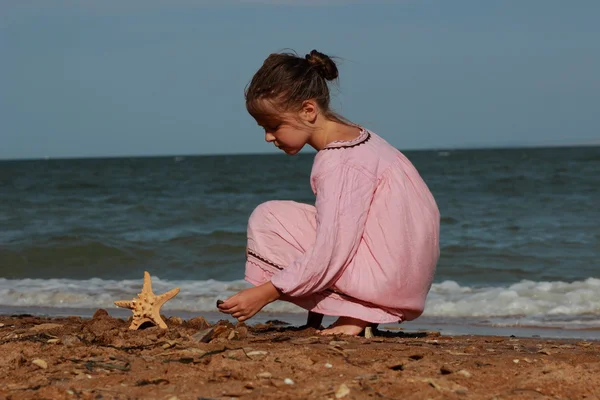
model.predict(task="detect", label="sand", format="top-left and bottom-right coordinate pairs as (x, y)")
top-left (1, 310), bottom-right (599, 400)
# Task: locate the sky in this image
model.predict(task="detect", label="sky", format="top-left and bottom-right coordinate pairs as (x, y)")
top-left (1, 0), bottom-right (599, 159)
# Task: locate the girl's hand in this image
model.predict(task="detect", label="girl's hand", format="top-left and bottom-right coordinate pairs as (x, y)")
top-left (217, 282), bottom-right (281, 322)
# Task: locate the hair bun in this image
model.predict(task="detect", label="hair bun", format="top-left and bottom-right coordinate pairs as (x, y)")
top-left (305, 49), bottom-right (338, 81)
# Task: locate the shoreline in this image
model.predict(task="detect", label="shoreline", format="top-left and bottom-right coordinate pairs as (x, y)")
top-left (1, 311), bottom-right (599, 399)
top-left (2, 305), bottom-right (599, 341)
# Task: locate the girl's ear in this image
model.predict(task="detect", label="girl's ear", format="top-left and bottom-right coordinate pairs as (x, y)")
top-left (300, 100), bottom-right (319, 123)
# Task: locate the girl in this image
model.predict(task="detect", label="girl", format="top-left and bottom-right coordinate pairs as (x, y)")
top-left (218, 50), bottom-right (440, 336)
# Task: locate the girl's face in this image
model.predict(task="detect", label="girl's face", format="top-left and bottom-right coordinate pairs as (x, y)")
top-left (256, 112), bottom-right (312, 155)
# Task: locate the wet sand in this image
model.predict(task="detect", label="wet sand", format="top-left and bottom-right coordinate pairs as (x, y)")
top-left (1, 310), bottom-right (599, 400)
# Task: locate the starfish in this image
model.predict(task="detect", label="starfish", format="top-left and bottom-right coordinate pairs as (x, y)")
top-left (114, 271), bottom-right (180, 330)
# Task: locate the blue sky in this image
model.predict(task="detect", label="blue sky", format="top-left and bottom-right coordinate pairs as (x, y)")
top-left (1, 0), bottom-right (599, 159)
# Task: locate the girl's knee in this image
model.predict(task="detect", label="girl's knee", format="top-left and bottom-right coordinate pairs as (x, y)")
top-left (248, 200), bottom-right (288, 228)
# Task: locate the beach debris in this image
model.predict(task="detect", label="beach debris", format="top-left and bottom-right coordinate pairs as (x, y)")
top-left (335, 383), bottom-right (350, 398)
top-left (32, 359), bottom-right (48, 369)
top-left (324, 363), bottom-right (333, 368)
top-left (284, 378), bottom-right (294, 385)
top-left (191, 327), bottom-right (216, 343)
top-left (114, 271), bottom-right (180, 330)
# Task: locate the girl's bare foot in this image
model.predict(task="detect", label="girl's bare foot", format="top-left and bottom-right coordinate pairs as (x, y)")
top-left (318, 316), bottom-right (370, 336)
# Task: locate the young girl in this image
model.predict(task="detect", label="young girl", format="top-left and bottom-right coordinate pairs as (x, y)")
top-left (218, 50), bottom-right (440, 336)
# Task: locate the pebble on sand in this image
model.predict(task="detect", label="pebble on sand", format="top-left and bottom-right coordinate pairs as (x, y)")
top-left (335, 383), bottom-right (350, 398)
top-left (32, 359), bottom-right (48, 369)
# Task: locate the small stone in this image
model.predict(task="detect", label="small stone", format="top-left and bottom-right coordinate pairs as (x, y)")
top-left (162, 340), bottom-right (178, 349)
top-left (213, 325), bottom-right (231, 339)
top-left (92, 309), bottom-right (109, 319)
top-left (32, 359), bottom-right (48, 369)
top-left (47, 338), bottom-right (60, 344)
top-left (226, 349), bottom-right (247, 360)
top-left (236, 326), bottom-right (249, 339)
top-left (256, 372), bottom-right (272, 379)
top-left (324, 363), bottom-right (333, 368)
top-left (513, 359), bottom-right (520, 363)
top-left (364, 327), bottom-right (374, 339)
top-left (191, 327), bottom-right (215, 343)
top-left (335, 383), bottom-right (350, 398)
top-left (61, 335), bottom-right (81, 347)
top-left (246, 350), bottom-right (268, 361)
top-left (440, 365), bottom-right (453, 374)
top-left (168, 316), bottom-right (183, 325)
top-left (216, 319), bottom-right (235, 328)
top-left (457, 369), bottom-right (472, 378)
top-left (284, 378), bottom-right (294, 385)
top-left (187, 316), bottom-right (210, 330)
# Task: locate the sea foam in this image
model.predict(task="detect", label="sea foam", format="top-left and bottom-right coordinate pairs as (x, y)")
top-left (0, 277), bottom-right (598, 328)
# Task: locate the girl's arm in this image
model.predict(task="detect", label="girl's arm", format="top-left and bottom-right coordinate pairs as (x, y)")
top-left (271, 162), bottom-right (376, 297)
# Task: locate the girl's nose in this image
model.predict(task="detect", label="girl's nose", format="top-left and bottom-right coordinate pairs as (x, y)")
top-left (265, 133), bottom-right (276, 143)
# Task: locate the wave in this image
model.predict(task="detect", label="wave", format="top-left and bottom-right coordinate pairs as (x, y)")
top-left (0, 277), bottom-right (598, 328)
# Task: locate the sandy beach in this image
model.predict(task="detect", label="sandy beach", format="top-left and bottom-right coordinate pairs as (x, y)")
top-left (1, 311), bottom-right (599, 400)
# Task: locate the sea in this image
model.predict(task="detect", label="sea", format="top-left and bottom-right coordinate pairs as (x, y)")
top-left (1, 146), bottom-right (599, 339)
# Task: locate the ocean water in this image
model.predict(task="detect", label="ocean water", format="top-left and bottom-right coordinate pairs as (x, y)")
top-left (1, 146), bottom-right (599, 336)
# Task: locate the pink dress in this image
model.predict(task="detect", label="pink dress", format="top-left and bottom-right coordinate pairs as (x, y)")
top-left (245, 128), bottom-right (440, 323)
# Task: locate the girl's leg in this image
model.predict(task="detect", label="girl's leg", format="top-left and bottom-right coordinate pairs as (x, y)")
top-left (244, 200), bottom-right (399, 334)
top-left (244, 200), bottom-right (323, 328)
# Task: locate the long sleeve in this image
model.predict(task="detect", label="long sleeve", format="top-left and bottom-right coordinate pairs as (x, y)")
top-left (270, 162), bottom-right (376, 297)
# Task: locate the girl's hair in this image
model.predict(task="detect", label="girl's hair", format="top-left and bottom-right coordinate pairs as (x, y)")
top-left (245, 49), bottom-right (351, 125)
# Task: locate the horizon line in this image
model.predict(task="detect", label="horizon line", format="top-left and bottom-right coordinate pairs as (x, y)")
top-left (1, 142), bottom-right (598, 162)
